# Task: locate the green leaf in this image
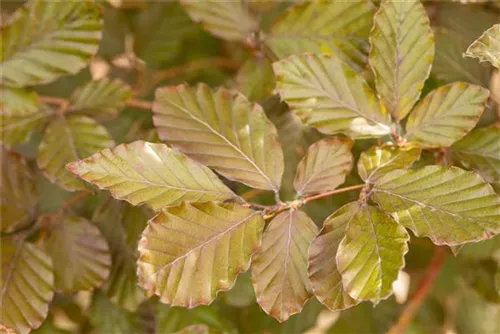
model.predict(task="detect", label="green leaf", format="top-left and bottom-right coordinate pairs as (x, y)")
top-left (273, 53), bottom-right (392, 139)
top-left (251, 210), bottom-right (317, 322)
top-left (43, 215), bottom-right (111, 294)
top-left (180, 0), bottom-right (259, 43)
top-left (369, 0), bottom-right (434, 120)
top-left (405, 82), bottom-right (489, 148)
top-left (37, 115), bottom-right (115, 191)
top-left (462, 259), bottom-right (500, 303)
top-left (153, 84), bottom-right (284, 191)
top-left (456, 285), bottom-right (500, 334)
top-left (235, 55), bottom-right (275, 101)
top-left (175, 325), bottom-right (211, 334)
top-left (0, 0), bottom-right (103, 87)
top-left (137, 202), bottom-right (264, 307)
top-left (294, 137), bottom-right (353, 196)
top-left (357, 144), bottom-right (422, 182)
top-left (265, 1), bottom-right (375, 69)
top-left (0, 238), bottom-right (54, 334)
top-left (1, 148), bottom-right (37, 233)
top-left (336, 204), bottom-right (409, 302)
top-left (372, 166), bottom-right (500, 245)
top-left (465, 23), bottom-right (500, 69)
top-left (67, 141), bottom-right (235, 210)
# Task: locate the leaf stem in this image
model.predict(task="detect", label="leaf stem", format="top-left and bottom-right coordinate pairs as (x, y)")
top-left (240, 188), bottom-right (267, 200)
top-left (300, 184), bottom-right (365, 204)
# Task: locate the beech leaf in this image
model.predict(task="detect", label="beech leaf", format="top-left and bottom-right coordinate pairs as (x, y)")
top-left (465, 23), bottom-right (500, 69)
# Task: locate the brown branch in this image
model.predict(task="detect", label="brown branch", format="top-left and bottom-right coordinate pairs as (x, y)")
top-left (126, 98), bottom-right (154, 110)
top-left (40, 95), bottom-right (154, 112)
top-left (387, 246), bottom-right (448, 334)
top-left (300, 184), bottom-right (365, 204)
top-left (152, 57), bottom-right (240, 83)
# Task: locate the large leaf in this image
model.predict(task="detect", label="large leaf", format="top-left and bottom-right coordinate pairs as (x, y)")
top-left (137, 202), bottom-right (264, 307)
top-left (265, 1), bottom-right (375, 69)
top-left (465, 23), bottom-right (500, 69)
top-left (67, 141), bottom-right (235, 210)
top-left (372, 166), bottom-right (500, 245)
top-left (308, 203), bottom-right (359, 312)
top-left (251, 210), bottom-right (317, 322)
top-left (0, 0), bottom-right (102, 87)
top-left (0, 238), bottom-right (54, 334)
top-left (405, 82), bottom-right (489, 147)
top-left (294, 137), bottom-right (353, 196)
top-left (369, 0), bottom-right (434, 120)
top-left (37, 115), bottom-right (115, 191)
top-left (43, 215), bottom-right (111, 294)
top-left (336, 204), bottom-right (409, 302)
top-left (153, 84), bottom-right (284, 191)
top-left (357, 144), bottom-right (421, 183)
top-left (0, 148), bottom-right (37, 233)
top-left (273, 53), bottom-right (392, 138)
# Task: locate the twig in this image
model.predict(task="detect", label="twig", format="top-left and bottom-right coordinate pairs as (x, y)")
top-left (387, 247), bottom-right (448, 334)
top-left (40, 95), bottom-right (154, 112)
top-left (126, 98), bottom-right (154, 110)
top-left (300, 184), bottom-right (365, 204)
top-left (152, 57), bottom-right (240, 83)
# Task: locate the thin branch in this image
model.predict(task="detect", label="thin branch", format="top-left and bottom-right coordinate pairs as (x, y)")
top-left (40, 95), bottom-right (154, 112)
top-left (300, 184), bottom-right (365, 204)
top-left (152, 57), bottom-right (240, 83)
top-left (39, 96), bottom-right (67, 106)
top-left (387, 246), bottom-right (448, 334)
top-left (126, 98), bottom-right (154, 110)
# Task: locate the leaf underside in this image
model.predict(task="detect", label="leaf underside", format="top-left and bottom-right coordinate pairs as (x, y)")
top-left (465, 23), bottom-right (500, 69)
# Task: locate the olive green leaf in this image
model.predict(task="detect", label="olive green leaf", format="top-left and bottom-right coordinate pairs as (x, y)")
top-left (235, 55), bottom-right (275, 101)
top-left (265, 1), bottom-right (375, 69)
top-left (180, 0), bottom-right (259, 43)
top-left (357, 144), bottom-right (422, 183)
top-left (273, 53), bottom-right (392, 139)
top-left (43, 215), bottom-right (111, 294)
top-left (336, 204), bottom-right (409, 302)
top-left (369, 0), bottom-right (434, 120)
top-left (308, 203), bottom-right (359, 312)
top-left (452, 126), bottom-right (500, 190)
top-left (0, 238), bottom-right (54, 334)
top-left (1, 148), bottom-right (37, 233)
top-left (137, 202), bottom-right (264, 307)
top-left (37, 115), bottom-right (115, 191)
top-left (405, 82), bottom-right (489, 148)
top-left (153, 84), bottom-right (284, 191)
top-left (465, 23), bottom-right (500, 69)
top-left (372, 166), bottom-right (500, 245)
top-left (251, 210), bottom-right (317, 322)
top-left (67, 141), bottom-right (235, 210)
top-left (175, 325), bottom-right (211, 334)
top-left (0, 0), bottom-right (102, 87)
top-left (294, 137), bottom-right (353, 196)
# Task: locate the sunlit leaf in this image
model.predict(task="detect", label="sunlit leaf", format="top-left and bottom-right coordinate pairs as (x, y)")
top-left (357, 144), bottom-right (421, 183)
top-left (273, 53), bottom-right (392, 138)
top-left (336, 204), bottom-right (409, 302)
top-left (369, 0), bottom-right (434, 120)
top-left (405, 82), bottom-right (489, 148)
top-left (235, 55), bottom-right (275, 101)
top-left (0, 0), bottom-right (102, 87)
top-left (38, 115), bottom-right (115, 191)
top-left (67, 141), bottom-right (235, 210)
top-left (251, 210), bottom-right (317, 322)
top-left (137, 202), bottom-right (264, 307)
top-left (0, 238), bottom-right (54, 334)
top-left (294, 137), bottom-right (353, 196)
top-left (0, 148), bottom-right (37, 233)
top-left (153, 84), bottom-right (284, 191)
top-left (465, 23), bottom-right (500, 69)
top-left (265, 1), bottom-right (375, 69)
top-left (372, 166), bottom-right (500, 245)
top-left (43, 215), bottom-right (111, 294)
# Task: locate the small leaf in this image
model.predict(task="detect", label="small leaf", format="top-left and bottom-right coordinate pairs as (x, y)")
top-left (67, 141), bottom-right (235, 210)
top-left (336, 204), bottom-right (409, 302)
top-left (265, 1), bottom-right (375, 69)
top-left (294, 137), bottom-right (353, 196)
top-left (235, 55), bottom-right (275, 101)
top-left (137, 202), bottom-right (264, 307)
top-left (465, 23), bottom-right (500, 69)
top-left (153, 84), bottom-right (284, 191)
top-left (372, 166), bottom-right (500, 245)
top-left (308, 203), bottom-right (359, 311)
top-left (357, 144), bottom-right (422, 182)
top-left (251, 210), bottom-right (317, 322)
top-left (405, 82), bottom-right (489, 148)
top-left (37, 115), bottom-right (115, 191)
top-left (1, 148), bottom-right (37, 233)
top-left (180, 0), bottom-right (259, 43)
top-left (43, 215), bottom-right (111, 294)
top-left (0, 238), bottom-right (54, 334)
top-left (273, 53), bottom-right (392, 138)
top-left (0, 0), bottom-right (103, 87)
top-left (369, 0), bottom-right (435, 120)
